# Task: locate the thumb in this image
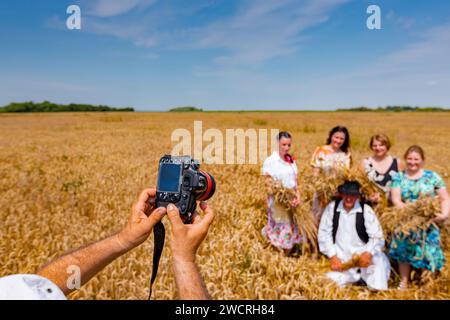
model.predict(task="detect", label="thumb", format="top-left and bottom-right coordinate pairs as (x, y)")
top-left (166, 204), bottom-right (183, 228)
top-left (147, 207), bottom-right (167, 227)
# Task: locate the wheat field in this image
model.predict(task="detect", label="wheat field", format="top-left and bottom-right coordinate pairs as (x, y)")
top-left (1, 111), bottom-right (449, 300)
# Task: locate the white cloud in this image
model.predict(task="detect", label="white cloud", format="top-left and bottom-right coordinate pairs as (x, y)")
top-left (386, 10), bottom-right (416, 29)
top-left (75, 0), bottom-right (349, 65)
top-left (186, 0), bottom-right (350, 66)
top-left (292, 21), bottom-right (450, 108)
top-left (84, 17), bottom-right (158, 48)
top-left (85, 0), bottom-right (158, 18)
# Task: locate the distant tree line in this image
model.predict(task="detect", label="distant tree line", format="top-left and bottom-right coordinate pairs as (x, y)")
top-left (0, 101), bottom-right (134, 113)
top-left (337, 106), bottom-right (449, 112)
top-left (168, 106), bottom-right (203, 112)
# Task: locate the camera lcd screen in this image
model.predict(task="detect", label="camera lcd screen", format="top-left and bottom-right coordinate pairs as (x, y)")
top-left (158, 163), bottom-right (181, 192)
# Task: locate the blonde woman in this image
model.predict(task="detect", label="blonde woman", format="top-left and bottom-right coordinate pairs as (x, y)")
top-left (388, 146), bottom-right (450, 289)
top-left (361, 134), bottom-right (404, 204)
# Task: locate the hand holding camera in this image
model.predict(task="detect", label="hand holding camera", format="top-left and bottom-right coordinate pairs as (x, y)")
top-left (156, 155), bottom-right (216, 224)
top-left (147, 155), bottom-right (217, 298)
top-left (118, 188), bottom-right (167, 251)
top-left (167, 202), bottom-right (215, 263)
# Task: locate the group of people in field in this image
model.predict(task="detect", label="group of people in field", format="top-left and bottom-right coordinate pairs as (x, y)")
top-left (262, 127), bottom-right (450, 290)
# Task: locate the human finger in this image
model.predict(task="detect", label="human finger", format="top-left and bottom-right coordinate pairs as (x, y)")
top-left (192, 212), bottom-right (203, 224)
top-left (167, 204), bottom-right (183, 229)
top-left (138, 188), bottom-right (156, 203)
top-left (147, 207), bottom-right (167, 227)
top-left (199, 203), bottom-right (214, 228)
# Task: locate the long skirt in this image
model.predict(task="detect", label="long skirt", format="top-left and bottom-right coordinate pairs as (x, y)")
top-left (262, 197), bottom-right (302, 250)
top-left (388, 225), bottom-right (445, 272)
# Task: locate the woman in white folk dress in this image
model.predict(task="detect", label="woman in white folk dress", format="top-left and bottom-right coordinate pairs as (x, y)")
top-left (262, 131), bottom-right (302, 255)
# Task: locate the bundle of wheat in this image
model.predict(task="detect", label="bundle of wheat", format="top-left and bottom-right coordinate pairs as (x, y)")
top-left (270, 184), bottom-right (318, 254)
top-left (340, 254), bottom-right (361, 271)
top-left (379, 197), bottom-right (441, 236)
top-left (300, 167), bottom-right (387, 212)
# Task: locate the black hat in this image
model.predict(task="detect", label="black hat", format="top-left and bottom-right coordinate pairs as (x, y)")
top-left (337, 180), bottom-right (361, 195)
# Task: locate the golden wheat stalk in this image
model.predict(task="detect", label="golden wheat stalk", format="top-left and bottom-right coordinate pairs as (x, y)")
top-left (300, 167), bottom-right (388, 212)
top-left (379, 197), bottom-right (441, 236)
top-left (269, 183), bottom-right (319, 254)
top-left (340, 254), bottom-right (361, 271)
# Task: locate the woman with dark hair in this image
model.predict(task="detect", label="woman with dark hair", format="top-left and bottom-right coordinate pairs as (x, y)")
top-left (310, 126), bottom-right (352, 222)
top-left (311, 126), bottom-right (352, 175)
top-left (361, 134), bottom-right (404, 204)
top-left (262, 131), bottom-right (302, 254)
top-left (388, 145), bottom-right (449, 290)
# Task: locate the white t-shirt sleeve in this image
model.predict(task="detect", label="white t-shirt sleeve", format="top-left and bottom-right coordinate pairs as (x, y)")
top-left (0, 274), bottom-right (66, 300)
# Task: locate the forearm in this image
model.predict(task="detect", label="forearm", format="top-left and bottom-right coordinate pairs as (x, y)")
top-left (440, 198), bottom-right (450, 217)
top-left (392, 197), bottom-right (405, 208)
top-left (38, 232), bottom-right (129, 295)
top-left (391, 188), bottom-right (404, 208)
top-left (172, 257), bottom-right (210, 300)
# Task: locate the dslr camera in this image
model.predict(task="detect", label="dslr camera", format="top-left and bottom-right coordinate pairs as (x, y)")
top-left (156, 155), bottom-right (216, 223)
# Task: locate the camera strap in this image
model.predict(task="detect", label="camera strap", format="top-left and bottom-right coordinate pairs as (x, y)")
top-left (148, 221), bottom-right (165, 300)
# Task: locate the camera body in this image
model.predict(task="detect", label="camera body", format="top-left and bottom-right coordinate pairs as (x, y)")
top-left (156, 155), bottom-right (215, 223)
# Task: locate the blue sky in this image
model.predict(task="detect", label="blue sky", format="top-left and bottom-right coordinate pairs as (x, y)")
top-left (0, 0), bottom-right (449, 110)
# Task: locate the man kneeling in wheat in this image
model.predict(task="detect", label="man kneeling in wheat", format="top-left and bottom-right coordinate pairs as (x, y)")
top-left (318, 181), bottom-right (390, 290)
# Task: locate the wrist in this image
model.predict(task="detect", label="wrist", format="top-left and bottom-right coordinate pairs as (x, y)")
top-left (115, 231), bottom-right (136, 253)
top-left (172, 252), bottom-right (196, 264)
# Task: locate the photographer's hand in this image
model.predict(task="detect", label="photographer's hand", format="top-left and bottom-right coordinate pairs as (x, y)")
top-left (117, 188), bottom-right (167, 250)
top-left (167, 202), bottom-right (214, 300)
top-left (38, 189), bottom-right (166, 296)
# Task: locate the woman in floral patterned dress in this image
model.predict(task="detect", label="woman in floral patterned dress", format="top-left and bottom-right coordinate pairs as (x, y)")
top-left (262, 131), bottom-right (302, 254)
top-left (388, 145), bottom-right (450, 289)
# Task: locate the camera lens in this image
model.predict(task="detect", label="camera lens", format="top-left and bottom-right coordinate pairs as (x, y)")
top-left (196, 170), bottom-right (216, 201)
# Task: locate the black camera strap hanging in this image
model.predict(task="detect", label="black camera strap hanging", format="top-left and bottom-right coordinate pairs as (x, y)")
top-left (148, 221), bottom-right (165, 300)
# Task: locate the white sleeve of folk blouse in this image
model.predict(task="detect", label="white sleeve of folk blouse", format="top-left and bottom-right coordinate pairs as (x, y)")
top-left (362, 205), bottom-right (385, 255)
top-left (262, 157), bottom-right (273, 176)
top-left (318, 202), bottom-right (337, 258)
